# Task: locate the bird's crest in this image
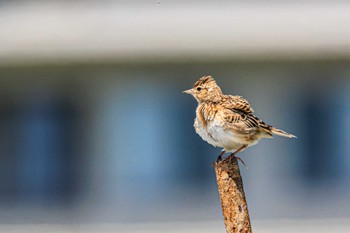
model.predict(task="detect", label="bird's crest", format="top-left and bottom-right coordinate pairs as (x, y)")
top-left (193, 75), bottom-right (216, 88)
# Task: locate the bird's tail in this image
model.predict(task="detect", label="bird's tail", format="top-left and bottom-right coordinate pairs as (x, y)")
top-left (270, 127), bottom-right (296, 138)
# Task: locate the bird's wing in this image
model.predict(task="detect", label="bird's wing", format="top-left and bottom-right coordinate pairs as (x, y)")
top-left (221, 108), bottom-right (272, 135)
top-left (221, 95), bottom-right (254, 114)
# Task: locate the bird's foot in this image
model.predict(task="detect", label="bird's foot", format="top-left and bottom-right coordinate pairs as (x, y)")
top-left (221, 145), bottom-right (248, 167)
top-left (234, 155), bottom-right (247, 168)
top-left (221, 154), bottom-right (247, 168)
top-left (215, 151), bottom-right (226, 164)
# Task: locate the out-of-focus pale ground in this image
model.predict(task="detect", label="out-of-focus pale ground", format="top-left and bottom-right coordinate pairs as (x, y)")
top-left (2, 0), bottom-right (350, 232)
top-left (1, 219), bottom-right (350, 233)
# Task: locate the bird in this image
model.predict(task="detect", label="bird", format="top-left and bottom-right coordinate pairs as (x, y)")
top-left (183, 75), bottom-right (296, 164)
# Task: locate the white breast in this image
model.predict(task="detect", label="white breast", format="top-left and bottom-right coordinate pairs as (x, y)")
top-left (194, 118), bottom-right (221, 148)
top-left (194, 117), bottom-right (251, 152)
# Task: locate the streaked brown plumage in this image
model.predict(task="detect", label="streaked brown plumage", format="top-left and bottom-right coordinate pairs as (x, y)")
top-left (183, 75), bottom-right (296, 163)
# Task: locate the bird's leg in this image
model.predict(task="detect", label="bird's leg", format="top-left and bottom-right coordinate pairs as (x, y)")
top-left (224, 145), bottom-right (248, 166)
top-left (216, 150), bottom-right (226, 163)
top-left (231, 145), bottom-right (247, 157)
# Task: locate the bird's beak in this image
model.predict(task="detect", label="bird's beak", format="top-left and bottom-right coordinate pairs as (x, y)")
top-left (183, 89), bottom-right (193, 95)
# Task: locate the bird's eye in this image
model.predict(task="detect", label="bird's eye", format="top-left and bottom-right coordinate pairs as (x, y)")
top-left (196, 87), bottom-right (202, 91)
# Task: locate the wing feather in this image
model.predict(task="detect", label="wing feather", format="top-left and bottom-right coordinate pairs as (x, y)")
top-left (221, 95), bottom-right (254, 114)
top-left (219, 94), bottom-right (275, 136)
top-left (221, 108), bottom-right (273, 136)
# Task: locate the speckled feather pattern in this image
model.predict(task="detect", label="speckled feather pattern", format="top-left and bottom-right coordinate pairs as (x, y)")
top-left (184, 75), bottom-right (296, 153)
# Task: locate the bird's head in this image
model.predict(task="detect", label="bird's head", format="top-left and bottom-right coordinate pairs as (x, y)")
top-left (183, 75), bottom-right (223, 103)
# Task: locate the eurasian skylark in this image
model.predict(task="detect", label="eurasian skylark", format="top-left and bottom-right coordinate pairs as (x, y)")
top-left (184, 75), bottom-right (296, 164)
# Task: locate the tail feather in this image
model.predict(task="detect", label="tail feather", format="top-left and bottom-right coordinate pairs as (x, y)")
top-left (270, 127), bottom-right (296, 138)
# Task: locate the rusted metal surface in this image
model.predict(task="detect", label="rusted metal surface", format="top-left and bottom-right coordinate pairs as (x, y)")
top-left (213, 156), bottom-right (252, 233)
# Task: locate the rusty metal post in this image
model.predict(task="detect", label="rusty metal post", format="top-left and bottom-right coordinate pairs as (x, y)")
top-left (213, 156), bottom-right (252, 233)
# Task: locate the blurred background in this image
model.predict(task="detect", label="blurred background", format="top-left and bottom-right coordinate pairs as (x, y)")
top-left (1, 0), bottom-right (350, 232)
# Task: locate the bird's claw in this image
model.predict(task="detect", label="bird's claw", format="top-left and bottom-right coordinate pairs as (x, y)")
top-left (216, 155), bottom-right (222, 163)
top-left (235, 156), bottom-right (247, 168)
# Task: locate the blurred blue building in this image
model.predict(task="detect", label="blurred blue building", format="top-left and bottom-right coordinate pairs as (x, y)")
top-left (0, 0), bottom-right (350, 227)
